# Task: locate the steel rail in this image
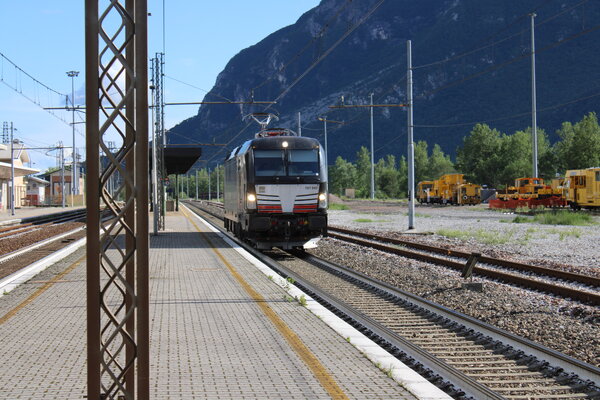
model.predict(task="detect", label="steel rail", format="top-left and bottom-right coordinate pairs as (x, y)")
top-left (328, 229), bottom-right (600, 305)
top-left (329, 226), bottom-right (600, 287)
top-left (297, 252), bottom-right (600, 392)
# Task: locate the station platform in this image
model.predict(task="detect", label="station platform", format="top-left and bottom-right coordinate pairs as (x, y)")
top-left (0, 208), bottom-right (448, 399)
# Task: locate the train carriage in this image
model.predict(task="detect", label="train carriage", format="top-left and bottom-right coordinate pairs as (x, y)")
top-left (224, 128), bottom-right (328, 250)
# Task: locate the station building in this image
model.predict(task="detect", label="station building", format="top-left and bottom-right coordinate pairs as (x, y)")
top-left (0, 141), bottom-right (39, 210)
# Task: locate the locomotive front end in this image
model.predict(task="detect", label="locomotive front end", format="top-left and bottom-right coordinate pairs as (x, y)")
top-left (246, 136), bottom-right (327, 249)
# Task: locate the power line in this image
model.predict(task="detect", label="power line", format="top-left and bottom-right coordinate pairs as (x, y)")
top-left (265, 0), bottom-right (386, 110)
top-left (165, 75), bottom-right (234, 102)
top-left (0, 52), bottom-right (67, 97)
top-left (416, 19), bottom-right (600, 100)
top-left (412, 0), bottom-right (587, 71)
top-left (414, 89), bottom-right (600, 128)
top-left (251, 0), bottom-right (354, 94)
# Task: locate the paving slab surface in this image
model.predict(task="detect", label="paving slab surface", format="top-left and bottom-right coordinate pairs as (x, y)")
top-left (0, 212), bottom-right (425, 399)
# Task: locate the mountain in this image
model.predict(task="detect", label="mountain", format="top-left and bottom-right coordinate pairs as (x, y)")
top-left (168, 0), bottom-right (600, 168)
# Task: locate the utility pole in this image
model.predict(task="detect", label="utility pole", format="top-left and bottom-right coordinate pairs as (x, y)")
top-left (66, 71), bottom-right (79, 196)
top-left (208, 168), bottom-right (211, 202)
top-left (298, 112), bottom-right (302, 136)
top-left (216, 165), bottom-right (220, 201)
top-left (59, 141), bottom-right (65, 209)
top-left (328, 101), bottom-right (407, 200)
top-left (530, 13), bottom-right (538, 178)
top-left (370, 93), bottom-right (375, 200)
top-left (407, 40), bottom-right (415, 230)
top-left (10, 123), bottom-right (14, 216)
top-left (186, 173), bottom-right (189, 198)
top-left (150, 66), bottom-right (158, 235)
top-left (195, 169), bottom-right (198, 201)
top-left (317, 117), bottom-right (344, 176)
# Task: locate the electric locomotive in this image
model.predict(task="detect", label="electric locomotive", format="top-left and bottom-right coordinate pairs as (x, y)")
top-left (223, 120), bottom-right (328, 250)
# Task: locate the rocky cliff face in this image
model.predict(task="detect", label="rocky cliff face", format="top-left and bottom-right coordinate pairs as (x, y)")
top-left (169, 0), bottom-right (600, 167)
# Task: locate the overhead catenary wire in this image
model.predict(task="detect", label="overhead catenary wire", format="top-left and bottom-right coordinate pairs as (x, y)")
top-left (251, 0), bottom-right (354, 94)
top-left (414, 89), bottom-right (600, 129)
top-left (265, 0), bottom-right (387, 110)
top-left (412, 0), bottom-right (586, 71)
top-left (416, 19), bottom-right (600, 101)
top-left (165, 75), bottom-right (234, 103)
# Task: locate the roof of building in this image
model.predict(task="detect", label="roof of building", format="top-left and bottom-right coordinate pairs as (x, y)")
top-left (0, 162), bottom-right (39, 179)
top-left (26, 176), bottom-right (50, 185)
top-left (161, 146), bottom-right (203, 175)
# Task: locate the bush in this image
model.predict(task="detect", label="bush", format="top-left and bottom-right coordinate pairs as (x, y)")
top-left (533, 211), bottom-right (595, 226)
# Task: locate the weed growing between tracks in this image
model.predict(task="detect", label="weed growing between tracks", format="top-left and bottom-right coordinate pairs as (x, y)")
top-left (436, 228), bottom-right (515, 245)
top-left (328, 203), bottom-right (349, 210)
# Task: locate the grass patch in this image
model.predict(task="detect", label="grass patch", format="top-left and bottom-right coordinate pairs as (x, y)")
top-left (298, 295), bottom-right (307, 307)
top-left (512, 215), bottom-right (532, 223)
top-left (533, 211), bottom-right (595, 226)
top-left (509, 210), bottom-right (594, 226)
top-left (437, 228), bottom-right (514, 245)
top-left (329, 203), bottom-right (349, 210)
top-left (403, 212), bottom-right (432, 218)
top-left (546, 227), bottom-right (582, 240)
top-left (353, 218), bottom-right (388, 223)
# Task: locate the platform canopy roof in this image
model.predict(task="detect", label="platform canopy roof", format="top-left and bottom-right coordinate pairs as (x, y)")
top-left (161, 145), bottom-right (203, 175)
top-left (0, 162), bottom-right (39, 179)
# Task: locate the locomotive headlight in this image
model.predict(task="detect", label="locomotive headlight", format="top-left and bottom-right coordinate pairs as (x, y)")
top-left (246, 193), bottom-right (257, 209)
top-left (318, 193), bottom-right (327, 208)
top-left (282, 141), bottom-right (289, 148)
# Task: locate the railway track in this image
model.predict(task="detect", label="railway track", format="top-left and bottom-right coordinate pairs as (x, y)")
top-left (184, 202), bottom-right (600, 399)
top-left (327, 226), bottom-right (600, 306)
top-left (0, 209), bottom-right (89, 289)
top-left (0, 209), bottom-right (87, 241)
top-left (189, 200), bottom-right (600, 305)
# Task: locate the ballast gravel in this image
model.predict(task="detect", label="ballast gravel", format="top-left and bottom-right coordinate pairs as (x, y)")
top-left (312, 201), bottom-right (600, 367)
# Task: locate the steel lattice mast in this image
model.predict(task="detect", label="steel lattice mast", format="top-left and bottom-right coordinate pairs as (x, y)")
top-left (86, 0), bottom-right (149, 398)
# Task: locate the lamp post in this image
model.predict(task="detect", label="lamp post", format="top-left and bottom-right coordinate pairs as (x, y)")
top-left (66, 70), bottom-right (79, 197)
top-left (317, 117), bottom-right (344, 176)
top-left (370, 93), bottom-right (375, 200)
top-left (530, 13), bottom-right (538, 178)
top-left (10, 123), bottom-right (14, 216)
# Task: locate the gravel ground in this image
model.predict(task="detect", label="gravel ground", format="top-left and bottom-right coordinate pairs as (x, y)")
top-left (312, 200), bottom-right (600, 367)
top-left (0, 222), bottom-right (84, 257)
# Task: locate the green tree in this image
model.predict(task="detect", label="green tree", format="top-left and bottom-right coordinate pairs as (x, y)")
top-left (497, 129), bottom-right (532, 186)
top-left (397, 155), bottom-right (408, 197)
top-left (414, 140), bottom-right (429, 182)
top-left (375, 155), bottom-right (401, 198)
top-left (554, 112), bottom-right (600, 170)
top-left (456, 123), bottom-right (504, 186)
top-left (355, 146), bottom-right (371, 197)
top-left (329, 156), bottom-right (357, 196)
top-left (427, 144), bottom-right (455, 179)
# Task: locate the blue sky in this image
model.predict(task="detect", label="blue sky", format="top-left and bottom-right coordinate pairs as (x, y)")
top-left (0, 1), bottom-right (320, 171)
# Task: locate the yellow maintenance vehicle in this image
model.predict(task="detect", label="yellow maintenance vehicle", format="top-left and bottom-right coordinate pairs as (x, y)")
top-left (564, 167), bottom-right (600, 209)
top-left (417, 174), bottom-right (481, 205)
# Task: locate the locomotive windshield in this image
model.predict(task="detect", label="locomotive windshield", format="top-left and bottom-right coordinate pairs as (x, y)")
top-left (254, 148), bottom-right (319, 177)
top-left (254, 150), bottom-right (285, 176)
top-left (288, 149), bottom-right (319, 176)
